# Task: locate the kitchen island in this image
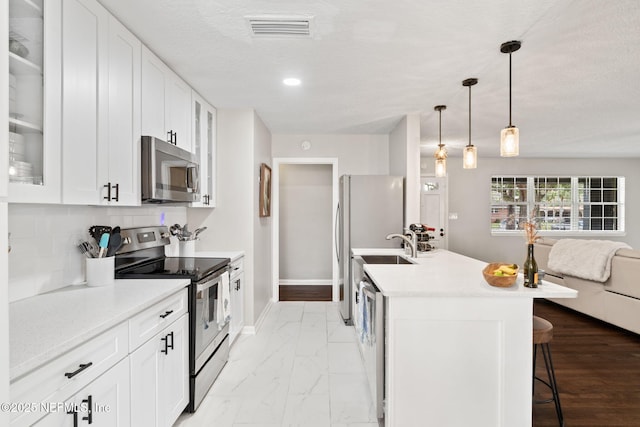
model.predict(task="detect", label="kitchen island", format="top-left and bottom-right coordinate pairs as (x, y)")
top-left (352, 248), bottom-right (577, 427)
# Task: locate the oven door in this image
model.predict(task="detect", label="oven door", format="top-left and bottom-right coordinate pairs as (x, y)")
top-left (194, 270), bottom-right (228, 373)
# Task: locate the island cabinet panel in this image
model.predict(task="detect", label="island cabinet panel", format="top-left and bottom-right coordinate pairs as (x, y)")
top-left (384, 297), bottom-right (532, 427)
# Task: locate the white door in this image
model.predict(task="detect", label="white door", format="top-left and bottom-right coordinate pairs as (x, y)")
top-left (105, 15), bottom-right (140, 205)
top-left (35, 357), bottom-right (131, 426)
top-left (420, 176), bottom-right (448, 249)
top-left (141, 46), bottom-right (166, 141)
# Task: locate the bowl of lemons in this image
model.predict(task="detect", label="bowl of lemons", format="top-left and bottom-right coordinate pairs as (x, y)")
top-left (483, 263), bottom-right (519, 287)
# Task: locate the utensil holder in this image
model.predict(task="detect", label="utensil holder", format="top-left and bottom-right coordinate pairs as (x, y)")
top-left (86, 256), bottom-right (115, 287)
top-left (179, 240), bottom-right (195, 257)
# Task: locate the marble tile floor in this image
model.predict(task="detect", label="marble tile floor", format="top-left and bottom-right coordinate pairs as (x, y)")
top-left (174, 301), bottom-right (382, 427)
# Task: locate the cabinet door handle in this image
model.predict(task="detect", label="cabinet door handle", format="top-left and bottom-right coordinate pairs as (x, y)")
top-left (167, 130), bottom-right (177, 145)
top-left (103, 182), bottom-right (111, 201)
top-left (64, 362), bottom-right (93, 379)
top-left (112, 183), bottom-right (119, 202)
top-left (235, 279), bottom-right (241, 291)
top-left (67, 409), bottom-right (78, 427)
top-left (161, 332), bottom-right (174, 354)
top-left (159, 310), bottom-right (173, 319)
top-left (161, 335), bottom-right (169, 354)
top-left (82, 395), bottom-right (93, 424)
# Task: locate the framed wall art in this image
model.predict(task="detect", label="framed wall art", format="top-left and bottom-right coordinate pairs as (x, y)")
top-left (259, 163), bottom-right (272, 217)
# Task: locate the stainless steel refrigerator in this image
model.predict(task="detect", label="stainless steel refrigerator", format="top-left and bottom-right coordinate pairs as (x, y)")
top-left (336, 175), bottom-right (404, 324)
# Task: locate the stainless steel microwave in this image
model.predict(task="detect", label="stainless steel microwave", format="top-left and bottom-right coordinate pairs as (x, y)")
top-left (141, 136), bottom-right (200, 204)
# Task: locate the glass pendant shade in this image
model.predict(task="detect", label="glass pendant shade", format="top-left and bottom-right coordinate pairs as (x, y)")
top-left (500, 126), bottom-right (519, 157)
top-left (434, 145), bottom-right (447, 177)
top-left (435, 158), bottom-right (446, 177)
top-left (463, 145), bottom-right (477, 169)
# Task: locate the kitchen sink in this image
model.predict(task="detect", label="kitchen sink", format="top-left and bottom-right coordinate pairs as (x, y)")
top-left (360, 255), bottom-right (415, 265)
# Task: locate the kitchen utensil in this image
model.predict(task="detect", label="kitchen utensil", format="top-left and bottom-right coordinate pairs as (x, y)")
top-left (89, 225), bottom-right (112, 243)
top-left (193, 227), bottom-right (207, 239)
top-left (98, 233), bottom-right (110, 258)
top-left (78, 241), bottom-right (95, 258)
top-left (107, 227), bottom-right (122, 257)
top-left (182, 224), bottom-right (192, 240)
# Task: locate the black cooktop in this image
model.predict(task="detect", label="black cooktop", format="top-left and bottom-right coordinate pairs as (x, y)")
top-left (115, 257), bottom-right (229, 282)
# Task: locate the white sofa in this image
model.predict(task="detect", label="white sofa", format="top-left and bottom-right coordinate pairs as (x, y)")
top-left (535, 238), bottom-right (640, 335)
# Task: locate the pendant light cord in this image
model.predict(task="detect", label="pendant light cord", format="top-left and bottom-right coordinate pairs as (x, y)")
top-left (468, 84), bottom-right (472, 147)
top-left (508, 51), bottom-right (512, 127)
top-left (438, 109), bottom-right (442, 147)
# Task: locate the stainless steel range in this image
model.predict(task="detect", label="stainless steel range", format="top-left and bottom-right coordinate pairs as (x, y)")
top-left (114, 226), bottom-right (230, 412)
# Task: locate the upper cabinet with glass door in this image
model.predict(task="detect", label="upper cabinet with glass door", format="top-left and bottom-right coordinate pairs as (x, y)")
top-left (191, 91), bottom-right (216, 208)
top-left (8, 0), bottom-right (61, 203)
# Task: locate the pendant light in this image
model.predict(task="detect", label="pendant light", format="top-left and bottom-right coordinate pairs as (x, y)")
top-left (462, 78), bottom-right (478, 169)
top-left (500, 40), bottom-right (522, 157)
top-left (433, 105), bottom-right (447, 177)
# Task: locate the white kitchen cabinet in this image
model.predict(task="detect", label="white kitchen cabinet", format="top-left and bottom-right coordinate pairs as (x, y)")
top-left (11, 322), bottom-right (129, 426)
top-left (141, 46), bottom-right (192, 152)
top-left (191, 91), bottom-right (216, 207)
top-left (130, 313), bottom-right (189, 427)
top-left (60, 0), bottom-right (140, 205)
top-left (34, 357), bottom-right (131, 427)
top-left (229, 256), bottom-right (244, 344)
top-left (8, 0), bottom-right (62, 203)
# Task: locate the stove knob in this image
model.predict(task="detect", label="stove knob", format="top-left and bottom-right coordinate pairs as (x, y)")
top-left (160, 232), bottom-right (170, 239)
top-left (122, 237), bottom-right (132, 245)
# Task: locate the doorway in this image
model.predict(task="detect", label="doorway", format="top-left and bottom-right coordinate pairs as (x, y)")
top-left (271, 158), bottom-right (339, 302)
top-left (420, 175), bottom-right (448, 250)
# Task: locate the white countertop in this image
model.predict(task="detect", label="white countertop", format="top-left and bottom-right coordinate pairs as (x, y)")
top-left (9, 279), bottom-right (189, 381)
top-left (353, 248), bottom-right (578, 299)
top-left (195, 250), bottom-right (244, 262)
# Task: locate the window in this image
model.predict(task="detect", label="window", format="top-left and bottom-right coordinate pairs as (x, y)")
top-left (491, 176), bottom-right (625, 235)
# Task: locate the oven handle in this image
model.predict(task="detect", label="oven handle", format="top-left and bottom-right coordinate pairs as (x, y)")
top-left (196, 269), bottom-right (226, 292)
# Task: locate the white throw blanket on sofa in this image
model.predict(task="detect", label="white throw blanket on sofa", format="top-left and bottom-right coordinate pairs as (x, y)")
top-left (548, 239), bottom-right (631, 282)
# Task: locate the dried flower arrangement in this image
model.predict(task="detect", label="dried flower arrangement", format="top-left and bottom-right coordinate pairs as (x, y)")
top-left (523, 209), bottom-right (540, 244)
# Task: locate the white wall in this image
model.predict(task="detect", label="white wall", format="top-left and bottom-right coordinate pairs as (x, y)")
top-left (7, 204), bottom-right (187, 302)
top-left (252, 111), bottom-right (273, 323)
top-left (189, 109), bottom-right (255, 323)
top-left (188, 109), bottom-right (273, 326)
top-left (279, 164), bottom-right (332, 281)
top-left (389, 114), bottom-right (421, 226)
top-left (272, 134), bottom-right (389, 175)
top-left (437, 157), bottom-right (640, 263)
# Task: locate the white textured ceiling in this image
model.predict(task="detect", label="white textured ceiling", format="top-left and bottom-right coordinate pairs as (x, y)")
top-left (99, 0), bottom-right (640, 158)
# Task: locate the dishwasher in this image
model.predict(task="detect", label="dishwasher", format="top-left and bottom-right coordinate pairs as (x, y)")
top-left (352, 255), bottom-right (385, 419)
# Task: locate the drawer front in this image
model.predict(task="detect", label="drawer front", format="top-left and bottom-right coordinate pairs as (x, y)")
top-left (11, 322), bottom-right (129, 427)
top-left (129, 289), bottom-right (188, 351)
top-left (229, 257), bottom-right (244, 278)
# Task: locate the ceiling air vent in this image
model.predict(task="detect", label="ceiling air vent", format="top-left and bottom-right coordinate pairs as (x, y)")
top-left (246, 15), bottom-right (313, 38)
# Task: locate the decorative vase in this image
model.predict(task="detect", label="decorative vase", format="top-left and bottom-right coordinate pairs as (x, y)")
top-left (523, 243), bottom-right (538, 288)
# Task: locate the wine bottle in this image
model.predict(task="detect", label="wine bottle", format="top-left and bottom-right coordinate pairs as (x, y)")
top-left (523, 243), bottom-right (538, 288)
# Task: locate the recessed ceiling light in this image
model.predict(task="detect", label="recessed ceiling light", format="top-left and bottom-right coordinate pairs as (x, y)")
top-left (283, 78), bottom-right (301, 86)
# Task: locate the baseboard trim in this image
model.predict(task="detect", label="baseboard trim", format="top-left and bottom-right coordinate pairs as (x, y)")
top-left (242, 299), bottom-right (274, 335)
top-left (279, 279), bottom-right (332, 286)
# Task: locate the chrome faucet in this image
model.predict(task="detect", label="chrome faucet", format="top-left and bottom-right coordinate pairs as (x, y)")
top-left (386, 229), bottom-right (417, 258)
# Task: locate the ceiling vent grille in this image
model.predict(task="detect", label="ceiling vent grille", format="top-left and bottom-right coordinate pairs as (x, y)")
top-left (246, 15), bottom-right (313, 38)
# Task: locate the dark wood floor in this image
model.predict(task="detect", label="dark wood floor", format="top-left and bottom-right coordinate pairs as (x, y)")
top-left (533, 299), bottom-right (640, 426)
top-left (279, 285), bottom-right (332, 301)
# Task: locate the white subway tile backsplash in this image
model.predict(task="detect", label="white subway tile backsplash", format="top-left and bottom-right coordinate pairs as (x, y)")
top-left (7, 204), bottom-right (188, 302)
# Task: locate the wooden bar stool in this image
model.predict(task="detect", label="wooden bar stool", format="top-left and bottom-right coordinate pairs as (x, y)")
top-left (533, 315), bottom-right (564, 427)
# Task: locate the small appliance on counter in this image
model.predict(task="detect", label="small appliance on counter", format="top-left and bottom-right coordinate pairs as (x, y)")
top-left (114, 225), bottom-right (230, 413)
